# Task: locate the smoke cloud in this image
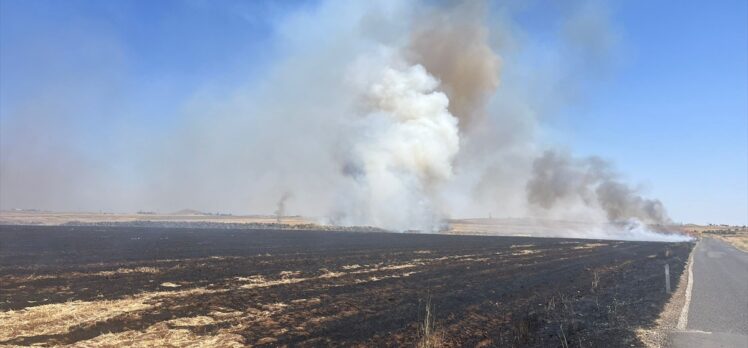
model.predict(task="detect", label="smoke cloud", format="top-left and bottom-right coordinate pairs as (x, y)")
top-left (337, 52), bottom-right (460, 230)
top-left (406, 1), bottom-right (500, 128)
top-left (527, 150), bottom-right (669, 224)
top-left (0, 0), bottom-right (688, 240)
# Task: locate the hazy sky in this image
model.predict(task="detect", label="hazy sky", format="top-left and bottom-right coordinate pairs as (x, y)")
top-left (1, 0), bottom-right (746, 225)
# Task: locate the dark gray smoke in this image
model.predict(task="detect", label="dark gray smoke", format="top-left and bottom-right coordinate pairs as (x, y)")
top-left (527, 150), bottom-right (669, 224)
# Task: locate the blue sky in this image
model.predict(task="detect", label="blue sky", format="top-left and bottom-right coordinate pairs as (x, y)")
top-left (566, 0), bottom-right (748, 225)
top-left (1, 0), bottom-right (746, 225)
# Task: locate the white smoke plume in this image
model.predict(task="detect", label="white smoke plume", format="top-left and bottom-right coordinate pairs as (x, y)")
top-left (337, 52), bottom-right (460, 230)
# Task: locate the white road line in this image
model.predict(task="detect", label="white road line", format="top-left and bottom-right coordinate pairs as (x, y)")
top-left (677, 241), bottom-right (697, 330)
top-left (680, 329), bottom-right (713, 334)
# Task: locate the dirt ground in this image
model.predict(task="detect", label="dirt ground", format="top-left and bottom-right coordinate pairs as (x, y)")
top-left (0, 225), bottom-right (692, 347)
top-left (681, 224), bottom-right (748, 252)
top-left (716, 233), bottom-right (748, 252)
top-left (0, 211), bottom-right (315, 226)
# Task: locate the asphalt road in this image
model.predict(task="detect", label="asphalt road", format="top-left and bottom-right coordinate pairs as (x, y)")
top-left (670, 237), bottom-right (748, 348)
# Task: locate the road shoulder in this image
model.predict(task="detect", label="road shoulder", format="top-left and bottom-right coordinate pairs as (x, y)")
top-left (637, 242), bottom-right (696, 347)
top-left (669, 331), bottom-right (747, 348)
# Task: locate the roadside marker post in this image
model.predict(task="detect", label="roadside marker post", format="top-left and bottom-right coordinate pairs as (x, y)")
top-left (665, 263), bottom-right (671, 293)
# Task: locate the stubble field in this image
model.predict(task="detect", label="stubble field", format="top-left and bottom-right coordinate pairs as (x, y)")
top-left (0, 225), bottom-right (691, 347)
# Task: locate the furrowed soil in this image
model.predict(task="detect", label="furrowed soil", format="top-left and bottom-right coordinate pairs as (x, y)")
top-left (0, 225), bottom-right (692, 347)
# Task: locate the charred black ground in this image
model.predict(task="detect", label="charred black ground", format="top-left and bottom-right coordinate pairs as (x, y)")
top-left (0, 225), bottom-right (692, 347)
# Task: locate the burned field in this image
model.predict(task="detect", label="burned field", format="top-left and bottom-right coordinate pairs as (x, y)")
top-left (0, 225), bottom-right (692, 347)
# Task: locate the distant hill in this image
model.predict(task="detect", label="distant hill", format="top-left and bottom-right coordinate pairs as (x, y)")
top-left (171, 209), bottom-right (208, 215)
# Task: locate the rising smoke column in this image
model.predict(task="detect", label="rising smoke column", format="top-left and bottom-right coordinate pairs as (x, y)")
top-left (338, 52), bottom-right (460, 231)
top-left (332, 1), bottom-right (502, 231)
top-left (274, 192), bottom-right (292, 223)
top-left (406, 1), bottom-right (500, 128)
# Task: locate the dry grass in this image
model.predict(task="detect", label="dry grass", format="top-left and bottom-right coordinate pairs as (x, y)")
top-left (0, 297), bottom-right (152, 339)
top-left (0, 288), bottom-right (214, 340)
top-left (715, 234), bottom-right (748, 252)
top-left (290, 298), bottom-right (321, 305)
top-left (160, 282), bottom-right (182, 288)
top-left (318, 269), bottom-right (346, 278)
top-left (68, 322), bottom-right (245, 348)
top-left (511, 249), bottom-right (539, 256)
top-left (237, 261), bottom-right (426, 290)
top-left (0, 273), bottom-right (57, 283)
top-left (373, 263), bottom-right (419, 271)
top-left (0, 211), bottom-right (315, 226)
top-left (572, 243), bottom-right (608, 250)
top-left (279, 270), bottom-right (301, 278)
top-left (358, 271), bottom-right (418, 283)
top-left (417, 298), bottom-right (443, 348)
top-left (95, 267), bottom-right (160, 276)
top-left (1, 267), bottom-right (162, 285)
top-left (591, 271), bottom-right (600, 292)
top-left (510, 244), bottom-right (536, 249)
top-left (683, 225), bottom-right (748, 252)
top-left (1, 248), bottom-right (543, 346)
top-left (238, 274), bottom-right (307, 289)
top-left (166, 316), bottom-right (216, 327)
